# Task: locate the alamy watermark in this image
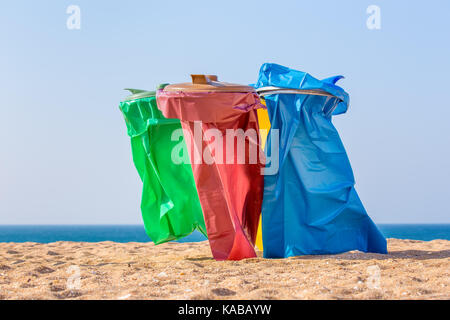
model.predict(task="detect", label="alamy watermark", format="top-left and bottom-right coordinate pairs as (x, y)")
top-left (66, 265), bottom-right (81, 290)
top-left (170, 122), bottom-right (280, 175)
top-left (366, 265), bottom-right (381, 289)
top-left (66, 5), bottom-right (81, 30)
top-left (366, 5), bottom-right (381, 30)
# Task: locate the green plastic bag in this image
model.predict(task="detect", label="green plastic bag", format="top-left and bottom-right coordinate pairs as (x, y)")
top-left (119, 88), bottom-right (207, 244)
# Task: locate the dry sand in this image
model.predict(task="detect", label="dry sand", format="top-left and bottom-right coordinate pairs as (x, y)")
top-left (0, 239), bottom-right (448, 300)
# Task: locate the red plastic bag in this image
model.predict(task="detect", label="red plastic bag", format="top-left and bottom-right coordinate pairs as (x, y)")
top-left (156, 90), bottom-right (264, 260)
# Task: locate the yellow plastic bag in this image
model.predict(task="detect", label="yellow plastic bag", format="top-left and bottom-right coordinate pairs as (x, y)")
top-left (255, 99), bottom-right (270, 251)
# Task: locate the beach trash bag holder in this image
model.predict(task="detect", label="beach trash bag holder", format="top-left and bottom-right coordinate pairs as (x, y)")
top-left (119, 87), bottom-right (207, 245)
top-left (254, 63), bottom-right (387, 258)
top-left (156, 75), bottom-right (265, 261)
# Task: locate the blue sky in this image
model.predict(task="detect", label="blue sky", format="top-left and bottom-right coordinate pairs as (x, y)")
top-left (1, 0), bottom-right (449, 224)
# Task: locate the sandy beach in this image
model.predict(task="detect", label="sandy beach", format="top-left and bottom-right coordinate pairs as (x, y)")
top-left (0, 239), bottom-right (448, 300)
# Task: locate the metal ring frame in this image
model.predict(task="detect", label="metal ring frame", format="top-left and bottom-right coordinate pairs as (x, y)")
top-left (256, 86), bottom-right (339, 100)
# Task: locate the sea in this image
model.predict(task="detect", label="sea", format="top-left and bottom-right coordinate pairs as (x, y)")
top-left (0, 224), bottom-right (449, 243)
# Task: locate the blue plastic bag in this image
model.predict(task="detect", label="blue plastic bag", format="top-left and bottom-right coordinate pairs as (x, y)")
top-left (255, 63), bottom-right (387, 258)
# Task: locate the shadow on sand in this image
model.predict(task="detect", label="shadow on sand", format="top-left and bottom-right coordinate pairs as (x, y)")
top-left (293, 249), bottom-right (450, 261)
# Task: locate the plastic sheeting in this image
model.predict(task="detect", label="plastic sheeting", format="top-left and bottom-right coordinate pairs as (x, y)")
top-left (156, 90), bottom-right (264, 260)
top-left (255, 63), bottom-right (387, 258)
top-left (255, 104), bottom-right (271, 251)
top-left (119, 91), bottom-right (207, 244)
